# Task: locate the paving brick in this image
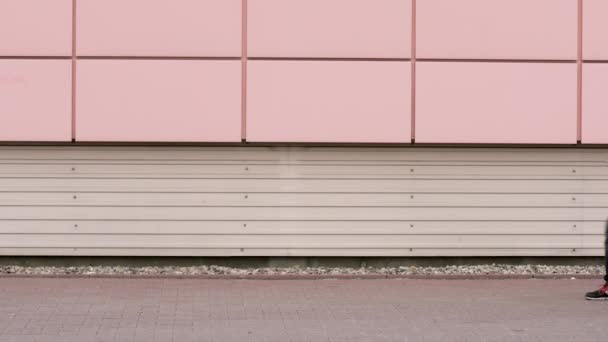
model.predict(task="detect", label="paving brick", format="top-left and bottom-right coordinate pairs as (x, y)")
top-left (0, 278), bottom-right (606, 341)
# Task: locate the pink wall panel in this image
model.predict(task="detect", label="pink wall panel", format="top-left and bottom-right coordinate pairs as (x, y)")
top-left (416, 62), bottom-right (577, 144)
top-left (76, 0), bottom-right (241, 57)
top-left (247, 61), bottom-right (411, 143)
top-left (0, 0), bottom-right (72, 56)
top-left (248, 0), bottom-right (411, 58)
top-left (416, 0), bottom-right (577, 60)
top-left (76, 60), bottom-right (241, 142)
top-left (582, 64), bottom-right (608, 143)
top-left (0, 60), bottom-right (71, 141)
top-left (583, 0), bottom-right (608, 60)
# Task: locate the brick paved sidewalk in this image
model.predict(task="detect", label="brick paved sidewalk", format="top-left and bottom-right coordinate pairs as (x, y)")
top-left (0, 278), bottom-right (606, 342)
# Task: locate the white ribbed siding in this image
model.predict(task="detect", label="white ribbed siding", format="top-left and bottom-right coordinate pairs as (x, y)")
top-left (0, 146), bottom-right (605, 256)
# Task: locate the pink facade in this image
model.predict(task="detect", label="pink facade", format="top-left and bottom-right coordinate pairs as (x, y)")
top-left (0, 0), bottom-right (72, 56)
top-left (416, 0), bottom-right (577, 60)
top-left (0, 0), bottom-right (606, 144)
top-left (582, 0), bottom-right (608, 60)
top-left (76, 60), bottom-right (241, 142)
top-left (247, 61), bottom-right (411, 143)
top-left (76, 0), bottom-right (242, 57)
top-left (416, 62), bottom-right (577, 144)
top-left (248, 0), bottom-right (411, 58)
top-left (0, 60), bottom-right (71, 141)
top-left (582, 64), bottom-right (608, 144)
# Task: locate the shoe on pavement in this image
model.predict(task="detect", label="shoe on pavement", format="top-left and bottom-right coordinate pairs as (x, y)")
top-left (585, 283), bottom-right (608, 301)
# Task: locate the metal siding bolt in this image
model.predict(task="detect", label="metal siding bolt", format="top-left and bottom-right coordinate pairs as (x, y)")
top-left (73, 195), bottom-right (78, 199)
top-left (244, 195), bottom-right (248, 199)
top-left (240, 248), bottom-right (244, 252)
top-left (243, 223), bottom-right (247, 228)
top-left (71, 167), bottom-right (76, 171)
top-left (572, 169), bottom-right (576, 173)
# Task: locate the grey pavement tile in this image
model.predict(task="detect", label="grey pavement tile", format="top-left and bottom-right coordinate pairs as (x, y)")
top-left (0, 278), bottom-right (607, 342)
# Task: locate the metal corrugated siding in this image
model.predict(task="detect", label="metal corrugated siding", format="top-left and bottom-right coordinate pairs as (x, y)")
top-left (0, 146), bottom-right (605, 256)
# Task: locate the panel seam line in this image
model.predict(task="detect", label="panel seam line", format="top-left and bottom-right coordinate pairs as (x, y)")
top-left (411, 0), bottom-right (416, 143)
top-left (241, 0), bottom-right (248, 142)
top-left (577, 0), bottom-right (583, 144)
top-left (71, 0), bottom-right (77, 142)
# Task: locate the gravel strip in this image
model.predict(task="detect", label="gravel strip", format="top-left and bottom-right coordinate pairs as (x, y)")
top-left (0, 264), bottom-right (604, 278)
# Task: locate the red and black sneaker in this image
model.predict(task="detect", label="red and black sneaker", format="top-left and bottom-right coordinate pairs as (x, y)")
top-left (585, 283), bottom-right (608, 301)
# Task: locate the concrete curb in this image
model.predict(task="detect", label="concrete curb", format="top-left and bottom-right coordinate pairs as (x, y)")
top-left (0, 273), bottom-right (603, 280)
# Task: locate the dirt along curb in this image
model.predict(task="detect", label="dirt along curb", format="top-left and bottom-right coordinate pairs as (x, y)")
top-left (0, 273), bottom-right (603, 280)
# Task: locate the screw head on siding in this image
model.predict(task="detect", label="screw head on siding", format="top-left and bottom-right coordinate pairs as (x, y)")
top-left (244, 195), bottom-right (249, 199)
top-left (410, 195), bottom-right (414, 199)
top-left (240, 248), bottom-right (244, 252)
top-left (73, 195), bottom-right (78, 200)
top-left (572, 169), bottom-right (576, 173)
top-left (73, 224), bottom-right (78, 228)
top-left (243, 223), bottom-right (247, 228)
top-left (71, 167), bottom-right (76, 171)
